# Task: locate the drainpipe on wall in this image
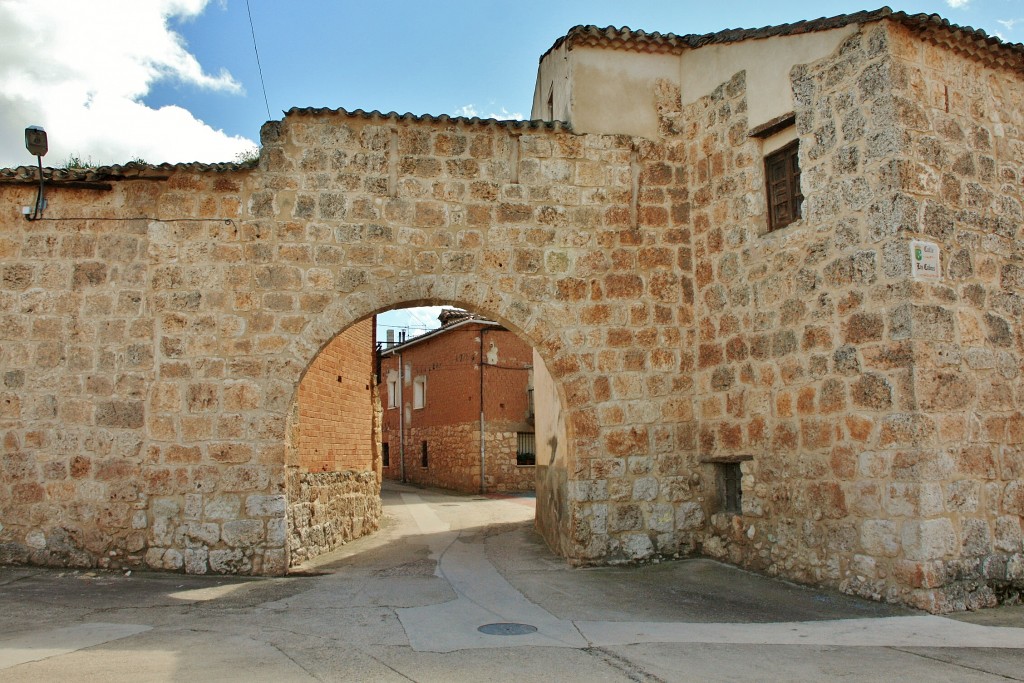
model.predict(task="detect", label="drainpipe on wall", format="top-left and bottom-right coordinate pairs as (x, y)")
top-left (479, 330), bottom-right (486, 495)
top-left (398, 351), bottom-right (406, 483)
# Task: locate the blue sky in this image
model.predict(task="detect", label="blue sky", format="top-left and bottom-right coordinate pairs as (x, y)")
top-left (144, 1), bottom-right (1024, 150)
top-left (1, 0), bottom-right (1021, 337)
top-left (2, 0), bottom-right (1020, 168)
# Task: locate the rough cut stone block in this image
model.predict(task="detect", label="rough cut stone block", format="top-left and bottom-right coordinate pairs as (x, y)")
top-left (890, 303), bottom-right (955, 341)
top-left (221, 520), bottom-right (264, 548)
top-left (245, 494), bottom-right (288, 517)
top-left (95, 401), bottom-right (144, 429)
top-left (902, 519), bottom-right (957, 561)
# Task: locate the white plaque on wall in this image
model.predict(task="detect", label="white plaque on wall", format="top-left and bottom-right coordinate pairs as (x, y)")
top-left (910, 240), bottom-right (941, 280)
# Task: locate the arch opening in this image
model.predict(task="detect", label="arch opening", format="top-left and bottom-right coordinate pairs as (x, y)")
top-left (284, 300), bottom-right (571, 569)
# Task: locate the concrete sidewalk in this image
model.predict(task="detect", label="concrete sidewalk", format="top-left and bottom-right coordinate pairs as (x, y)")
top-left (0, 481), bottom-right (1021, 681)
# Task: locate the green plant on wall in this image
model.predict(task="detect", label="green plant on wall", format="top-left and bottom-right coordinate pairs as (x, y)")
top-left (234, 146), bottom-right (260, 165)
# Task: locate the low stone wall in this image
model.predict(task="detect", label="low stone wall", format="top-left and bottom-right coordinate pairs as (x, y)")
top-left (403, 423), bottom-right (480, 493)
top-left (383, 423), bottom-right (535, 494)
top-left (286, 469), bottom-right (381, 567)
top-left (485, 430), bottom-right (535, 493)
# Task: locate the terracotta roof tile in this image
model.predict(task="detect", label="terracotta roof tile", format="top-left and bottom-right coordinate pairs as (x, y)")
top-left (0, 160), bottom-right (253, 183)
top-left (282, 107), bottom-right (572, 131)
top-left (0, 111), bottom-right (572, 176)
top-left (541, 7), bottom-right (1024, 67)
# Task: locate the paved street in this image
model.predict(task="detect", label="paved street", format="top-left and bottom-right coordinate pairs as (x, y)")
top-left (1, 481), bottom-right (1022, 682)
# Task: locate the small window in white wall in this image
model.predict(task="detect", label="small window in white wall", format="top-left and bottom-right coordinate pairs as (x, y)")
top-left (413, 376), bottom-right (426, 409)
top-left (387, 380), bottom-right (398, 408)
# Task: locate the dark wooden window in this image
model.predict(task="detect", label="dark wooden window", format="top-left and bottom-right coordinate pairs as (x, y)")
top-left (765, 141), bottom-right (802, 231)
top-left (421, 441), bottom-right (428, 468)
top-left (516, 432), bottom-right (536, 466)
top-left (381, 443), bottom-right (390, 468)
top-left (718, 462), bottom-right (742, 514)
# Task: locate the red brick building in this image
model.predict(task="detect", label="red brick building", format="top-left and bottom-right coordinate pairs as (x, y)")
top-left (378, 311), bottom-right (535, 493)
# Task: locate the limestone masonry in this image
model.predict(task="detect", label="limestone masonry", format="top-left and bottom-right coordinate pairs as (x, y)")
top-left (1, 8), bottom-right (1022, 612)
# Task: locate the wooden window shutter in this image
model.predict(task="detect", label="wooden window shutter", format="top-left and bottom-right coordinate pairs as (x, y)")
top-left (765, 141), bottom-right (802, 231)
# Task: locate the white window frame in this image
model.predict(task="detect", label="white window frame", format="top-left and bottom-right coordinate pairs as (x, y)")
top-left (413, 376), bottom-right (426, 410)
top-left (387, 379), bottom-right (398, 409)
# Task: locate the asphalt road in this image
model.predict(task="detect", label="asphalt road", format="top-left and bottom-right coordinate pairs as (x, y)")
top-left (0, 481), bottom-right (1022, 682)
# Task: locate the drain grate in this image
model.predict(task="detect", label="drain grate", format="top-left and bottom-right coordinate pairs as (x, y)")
top-left (477, 622), bottom-right (538, 636)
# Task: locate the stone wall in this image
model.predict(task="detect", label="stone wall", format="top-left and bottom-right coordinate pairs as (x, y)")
top-left (0, 16), bottom-right (1020, 611)
top-left (400, 422), bottom-right (480, 492)
top-left (286, 470), bottom-right (380, 566)
top-left (484, 430), bottom-right (535, 492)
top-left (643, 22), bottom-right (1023, 610)
top-left (1, 115), bottom-right (677, 576)
top-left (386, 423), bottom-right (535, 494)
top-left (872, 23), bottom-right (1024, 610)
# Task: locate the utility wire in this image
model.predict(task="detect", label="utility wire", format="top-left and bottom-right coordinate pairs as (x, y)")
top-left (246, 0), bottom-right (272, 120)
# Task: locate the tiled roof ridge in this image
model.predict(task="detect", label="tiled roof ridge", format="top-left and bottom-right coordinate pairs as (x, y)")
top-left (541, 7), bottom-right (1024, 62)
top-left (0, 111), bottom-right (573, 177)
top-left (379, 316), bottom-right (502, 355)
top-left (0, 159), bottom-right (254, 183)
top-left (283, 107), bottom-right (572, 131)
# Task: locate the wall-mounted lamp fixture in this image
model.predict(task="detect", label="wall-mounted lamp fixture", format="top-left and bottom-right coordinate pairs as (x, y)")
top-left (23, 125), bottom-right (47, 221)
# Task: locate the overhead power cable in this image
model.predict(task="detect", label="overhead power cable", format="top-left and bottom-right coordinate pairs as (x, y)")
top-left (246, 0), bottom-right (273, 120)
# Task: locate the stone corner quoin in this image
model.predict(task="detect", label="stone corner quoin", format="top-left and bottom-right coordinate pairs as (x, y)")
top-left (0, 16), bottom-right (1022, 612)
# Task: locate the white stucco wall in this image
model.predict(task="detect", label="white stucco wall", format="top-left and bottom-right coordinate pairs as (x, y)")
top-left (532, 43), bottom-right (572, 122)
top-left (568, 49), bottom-right (681, 138)
top-left (533, 24), bottom-right (858, 135)
top-left (679, 26), bottom-right (858, 127)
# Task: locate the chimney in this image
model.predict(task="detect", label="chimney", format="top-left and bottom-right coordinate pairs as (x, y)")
top-left (386, 329), bottom-right (395, 348)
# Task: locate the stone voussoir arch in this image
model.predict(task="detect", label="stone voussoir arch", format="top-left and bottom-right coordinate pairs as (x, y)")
top-left (284, 276), bottom-right (584, 562)
top-left (0, 108), bottom-right (696, 576)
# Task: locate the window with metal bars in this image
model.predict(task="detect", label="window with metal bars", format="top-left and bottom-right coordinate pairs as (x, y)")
top-left (516, 432), bottom-right (536, 466)
top-left (381, 443), bottom-right (390, 467)
top-left (765, 141), bottom-right (802, 231)
top-left (718, 462), bottom-right (742, 514)
top-left (421, 441), bottom-right (428, 468)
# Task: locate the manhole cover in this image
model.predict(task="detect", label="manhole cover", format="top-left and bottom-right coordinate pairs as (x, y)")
top-left (477, 622), bottom-right (538, 636)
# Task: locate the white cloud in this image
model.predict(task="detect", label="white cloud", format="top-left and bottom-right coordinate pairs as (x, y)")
top-left (0, 0), bottom-right (255, 168)
top-left (997, 18), bottom-right (1019, 31)
top-left (946, 0), bottom-right (971, 8)
top-left (454, 104), bottom-right (525, 121)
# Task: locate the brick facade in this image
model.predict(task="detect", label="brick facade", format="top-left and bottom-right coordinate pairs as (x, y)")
top-left (288, 318), bottom-right (381, 566)
top-left (296, 319), bottom-right (376, 473)
top-left (379, 319), bottom-right (535, 493)
top-left (0, 13), bottom-right (1021, 611)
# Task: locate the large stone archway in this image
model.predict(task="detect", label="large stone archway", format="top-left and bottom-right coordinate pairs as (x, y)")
top-left (0, 111), bottom-right (697, 575)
